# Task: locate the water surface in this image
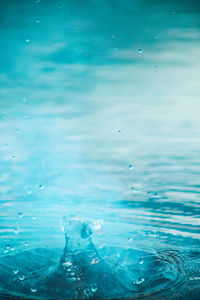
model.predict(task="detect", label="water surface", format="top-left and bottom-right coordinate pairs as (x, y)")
top-left (0, 0), bottom-right (200, 299)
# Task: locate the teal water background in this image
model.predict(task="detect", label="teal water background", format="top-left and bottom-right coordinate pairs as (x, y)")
top-left (0, 0), bottom-right (200, 299)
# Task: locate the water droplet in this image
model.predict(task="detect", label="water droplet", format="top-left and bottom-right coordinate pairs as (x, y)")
top-left (128, 237), bottom-right (133, 242)
top-left (19, 275), bottom-right (25, 281)
top-left (93, 219), bottom-right (104, 235)
top-left (32, 215), bottom-right (37, 220)
top-left (25, 242), bottom-right (29, 247)
top-left (154, 65), bottom-right (158, 69)
top-left (130, 186), bottom-right (139, 193)
top-left (27, 188), bottom-right (32, 194)
top-left (25, 39), bottom-right (30, 43)
top-left (10, 245), bottom-right (15, 251)
top-left (117, 129), bottom-right (124, 134)
top-left (13, 269), bottom-right (19, 274)
top-left (112, 34), bottom-right (115, 39)
top-left (129, 164), bottom-right (134, 170)
top-left (12, 155), bottom-right (16, 160)
top-left (4, 245), bottom-right (10, 253)
top-left (39, 184), bottom-right (44, 190)
top-left (2, 114), bottom-right (8, 119)
top-left (133, 278), bottom-right (145, 285)
top-left (138, 49), bottom-right (143, 54)
top-left (15, 128), bottom-right (20, 133)
top-left (91, 283), bottom-right (98, 293)
top-left (18, 212), bottom-right (24, 218)
top-left (35, 0), bottom-right (40, 2)
top-left (4, 144), bottom-right (8, 148)
top-left (22, 97), bottom-right (26, 102)
top-left (31, 287), bottom-right (37, 293)
top-left (24, 114), bottom-right (28, 118)
top-left (139, 258), bottom-right (144, 264)
top-left (147, 191), bottom-right (152, 196)
top-left (36, 18), bottom-right (40, 23)
top-left (63, 261), bottom-right (72, 267)
top-left (14, 227), bottom-right (21, 234)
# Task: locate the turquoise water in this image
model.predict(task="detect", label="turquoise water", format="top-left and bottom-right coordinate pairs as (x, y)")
top-left (0, 0), bottom-right (200, 299)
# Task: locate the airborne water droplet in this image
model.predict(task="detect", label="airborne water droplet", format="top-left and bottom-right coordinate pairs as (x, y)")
top-left (19, 275), bottom-right (25, 281)
top-left (130, 186), bottom-right (139, 193)
top-left (27, 188), bottom-right (32, 194)
top-left (14, 227), bottom-right (21, 234)
top-left (18, 212), bottom-right (24, 218)
top-left (91, 283), bottom-right (98, 293)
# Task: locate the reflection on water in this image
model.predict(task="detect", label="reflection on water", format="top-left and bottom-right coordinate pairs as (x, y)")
top-left (0, 0), bottom-right (200, 299)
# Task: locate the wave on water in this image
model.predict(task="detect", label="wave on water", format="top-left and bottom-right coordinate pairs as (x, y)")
top-left (1, 215), bottom-right (198, 300)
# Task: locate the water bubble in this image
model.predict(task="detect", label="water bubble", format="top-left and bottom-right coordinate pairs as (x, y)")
top-left (36, 18), bottom-right (40, 23)
top-left (130, 186), bottom-right (139, 193)
top-left (10, 245), bottom-right (15, 251)
top-left (15, 128), bottom-right (20, 133)
top-left (147, 191), bottom-right (152, 196)
top-left (25, 242), bottom-right (29, 247)
top-left (4, 144), bottom-right (8, 148)
top-left (27, 188), bottom-right (32, 194)
top-left (13, 269), bottom-right (19, 275)
top-left (68, 277), bottom-right (76, 282)
top-left (133, 278), bottom-right (145, 285)
top-left (19, 275), bottom-right (25, 281)
top-left (32, 215), bottom-right (37, 220)
top-left (22, 97), bottom-right (26, 102)
top-left (91, 283), bottom-right (98, 293)
top-left (91, 258), bottom-right (99, 265)
top-left (138, 49), bottom-right (143, 54)
top-left (24, 114), bottom-right (28, 118)
top-left (112, 34), bottom-right (115, 39)
top-left (18, 212), bottom-right (24, 218)
top-left (39, 184), bottom-right (44, 190)
top-left (154, 65), bottom-right (158, 69)
top-left (25, 39), bottom-right (30, 43)
top-left (12, 155), bottom-right (16, 160)
top-left (129, 164), bottom-right (134, 170)
top-left (128, 237), bottom-right (133, 242)
top-left (31, 287), bottom-right (37, 293)
top-left (35, 0), bottom-right (40, 3)
top-left (2, 114), bottom-right (8, 119)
